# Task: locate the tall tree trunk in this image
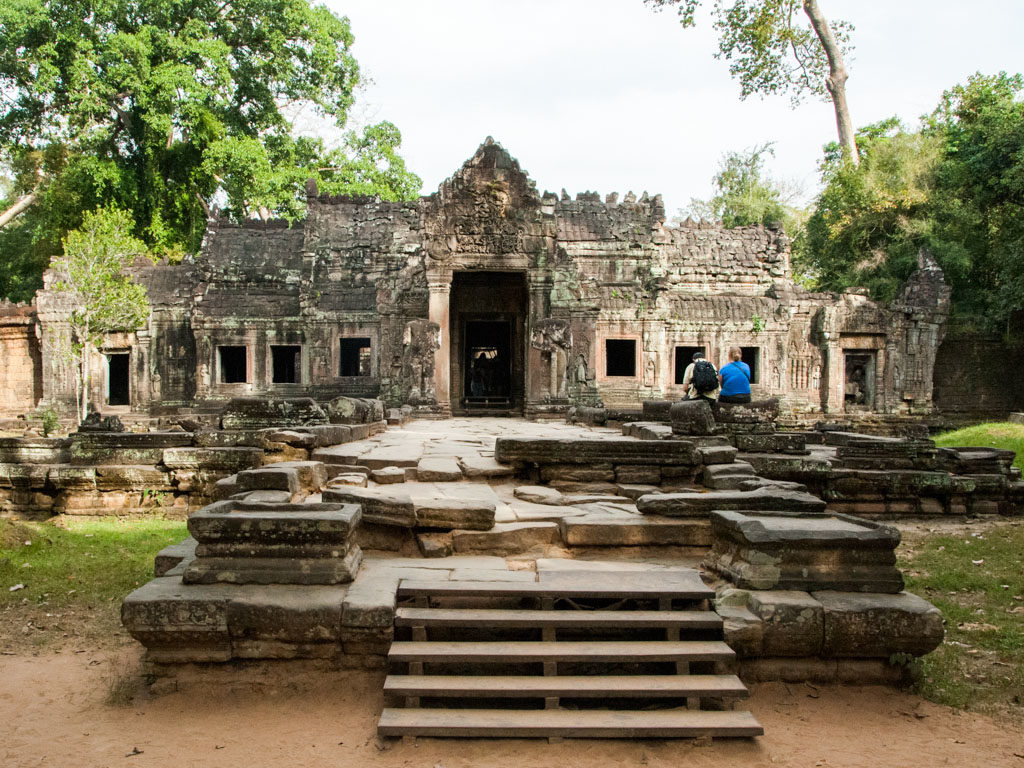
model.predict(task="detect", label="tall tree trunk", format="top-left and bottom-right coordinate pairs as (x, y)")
top-left (0, 192), bottom-right (38, 229)
top-left (81, 342), bottom-right (90, 423)
top-left (803, 0), bottom-right (859, 165)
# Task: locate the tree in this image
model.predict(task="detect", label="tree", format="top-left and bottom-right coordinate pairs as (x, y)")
top-left (52, 207), bottom-right (154, 421)
top-left (800, 73), bottom-right (1024, 330)
top-left (0, 0), bottom-right (421, 299)
top-left (684, 142), bottom-right (804, 232)
top-left (801, 119), bottom-right (941, 302)
top-left (645, 0), bottom-right (859, 163)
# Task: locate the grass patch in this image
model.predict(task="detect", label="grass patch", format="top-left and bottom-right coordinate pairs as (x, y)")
top-left (934, 422), bottom-right (1024, 471)
top-left (900, 522), bottom-right (1024, 714)
top-left (0, 516), bottom-right (188, 650)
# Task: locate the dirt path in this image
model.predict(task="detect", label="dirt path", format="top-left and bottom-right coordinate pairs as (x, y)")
top-left (2, 649), bottom-right (1022, 768)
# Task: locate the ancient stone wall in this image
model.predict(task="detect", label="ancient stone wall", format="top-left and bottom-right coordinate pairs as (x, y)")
top-left (0, 301), bottom-right (42, 416)
top-left (934, 328), bottom-right (1024, 416)
top-left (17, 139), bottom-right (952, 421)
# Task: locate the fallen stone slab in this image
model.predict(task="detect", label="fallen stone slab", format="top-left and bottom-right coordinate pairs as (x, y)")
top-left (514, 485), bottom-right (564, 505)
top-left (495, 437), bottom-right (700, 466)
top-left (815, 590), bottom-right (944, 657)
top-left (327, 473), bottom-right (368, 488)
top-left (452, 522), bottom-right (560, 554)
top-left (220, 397), bottom-right (328, 430)
top-left (636, 487), bottom-right (827, 517)
top-left (235, 466), bottom-right (301, 495)
top-left (616, 483), bottom-right (660, 500)
top-left (371, 466), bottom-right (407, 485)
top-left (698, 445), bottom-right (739, 465)
top-left (416, 457), bottom-right (463, 482)
top-left (322, 486), bottom-right (416, 528)
top-left (540, 463), bottom-right (615, 483)
top-left (641, 400), bottom-right (673, 422)
top-left (737, 478), bottom-right (808, 493)
top-left (359, 445), bottom-right (423, 470)
top-left (261, 429), bottom-right (318, 449)
top-left (458, 455), bottom-right (516, 479)
top-left (414, 497), bottom-right (496, 531)
top-left (416, 532), bottom-right (453, 558)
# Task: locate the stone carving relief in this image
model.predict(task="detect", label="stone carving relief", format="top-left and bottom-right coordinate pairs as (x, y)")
top-left (531, 318), bottom-right (572, 398)
top-left (402, 319), bottom-right (441, 403)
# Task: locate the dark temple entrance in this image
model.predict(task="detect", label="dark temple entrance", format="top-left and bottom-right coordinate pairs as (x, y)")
top-left (450, 271), bottom-right (526, 414)
top-left (106, 353), bottom-right (130, 406)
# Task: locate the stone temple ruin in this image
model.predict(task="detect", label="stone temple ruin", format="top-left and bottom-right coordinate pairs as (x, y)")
top-left (1, 138), bottom-right (952, 425)
top-left (0, 140), bottom-right (1020, 741)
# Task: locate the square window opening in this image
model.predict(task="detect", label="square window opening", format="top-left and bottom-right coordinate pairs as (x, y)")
top-left (219, 346), bottom-right (248, 384)
top-left (740, 347), bottom-right (761, 384)
top-left (674, 346), bottom-right (706, 385)
top-left (605, 339), bottom-right (637, 377)
top-left (271, 345), bottom-right (301, 384)
top-left (340, 338), bottom-right (372, 377)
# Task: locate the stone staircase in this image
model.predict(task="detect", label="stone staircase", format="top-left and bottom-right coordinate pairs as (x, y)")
top-left (377, 571), bottom-right (763, 740)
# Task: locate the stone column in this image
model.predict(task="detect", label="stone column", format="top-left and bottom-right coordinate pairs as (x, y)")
top-left (428, 280), bottom-right (451, 416)
top-left (823, 339), bottom-right (845, 413)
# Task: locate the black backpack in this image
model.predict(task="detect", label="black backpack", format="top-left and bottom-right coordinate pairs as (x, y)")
top-left (691, 360), bottom-right (718, 393)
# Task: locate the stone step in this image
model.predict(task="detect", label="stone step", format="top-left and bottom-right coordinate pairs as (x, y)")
top-left (388, 640), bottom-right (735, 663)
top-left (377, 708), bottom-right (763, 739)
top-left (395, 607), bottom-right (723, 630)
top-left (398, 571), bottom-right (714, 601)
top-left (384, 673), bottom-right (747, 698)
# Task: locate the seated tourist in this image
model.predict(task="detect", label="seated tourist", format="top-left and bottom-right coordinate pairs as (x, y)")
top-left (718, 346), bottom-right (752, 404)
top-left (681, 351), bottom-right (719, 401)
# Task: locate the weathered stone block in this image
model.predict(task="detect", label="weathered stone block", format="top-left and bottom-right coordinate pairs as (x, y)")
top-left (69, 432), bottom-right (192, 465)
top-left (641, 400), bottom-right (673, 422)
top-left (95, 465), bottom-right (174, 491)
top-left (162, 447), bottom-right (264, 471)
top-left (706, 510), bottom-right (904, 593)
top-left (540, 463), bottom-right (615, 482)
top-left (322, 486), bottom-right (416, 527)
top-left (452, 522), bottom-right (559, 554)
top-left (670, 399), bottom-right (715, 436)
top-left (416, 457), bottom-right (463, 482)
top-left (816, 590), bottom-right (944, 657)
top-left (560, 516), bottom-right (711, 547)
top-left (614, 465), bottom-right (661, 484)
top-left (496, 437), bottom-right (699, 466)
top-left (235, 466), bottom-right (301, 495)
top-left (734, 432), bottom-right (808, 455)
top-left (226, 586), bottom-right (347, 643)
top-left (415, 497), bottom-right (496, 530)
top-left (220, 397), bottom-right (328, 430)
top-left (637, 486), bottom-right (827, 517)
top-left (747, 590), bottom-right (824, 656)
top-left (0, 437), bottom-right (70, 464)
top-left (120, 577), bottom-right (233, 662)
top-left (458, 455), bottom-right (516, 479)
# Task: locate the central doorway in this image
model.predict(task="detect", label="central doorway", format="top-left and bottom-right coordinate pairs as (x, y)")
top-left (450, 271), bottom-right (526, 415)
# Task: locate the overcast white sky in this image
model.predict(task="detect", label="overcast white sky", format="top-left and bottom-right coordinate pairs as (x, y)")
top-left (323, 0), bottom-right (1024, 214)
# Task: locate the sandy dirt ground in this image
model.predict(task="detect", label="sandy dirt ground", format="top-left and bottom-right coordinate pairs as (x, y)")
top-left (2, 648), bottom-right (1022, 768)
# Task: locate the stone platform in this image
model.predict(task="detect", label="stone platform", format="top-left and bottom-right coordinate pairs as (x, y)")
top-left (122, 417), bottom-right (947, 690)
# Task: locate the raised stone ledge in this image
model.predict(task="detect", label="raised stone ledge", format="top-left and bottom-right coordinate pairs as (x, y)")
top-left (636, 487), bottom-right (827, 517)
top-left (494, 436), bottom-right (700, 466)
top-left (0, 437), bottom-right (70, 465)
top-left (162, 447), bottom-right (264, 471)
top-left (69, 432), bottom-right (193, 466)
top-left (705, 510), bottom-right (904, 593)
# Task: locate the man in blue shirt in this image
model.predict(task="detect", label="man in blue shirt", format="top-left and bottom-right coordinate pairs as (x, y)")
top-left (718, 346), bottom-right (751, 404)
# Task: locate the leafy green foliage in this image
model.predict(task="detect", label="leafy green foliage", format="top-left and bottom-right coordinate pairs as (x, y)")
top-left (646, 0), bottom-right (852, 105)
top-left (0, 0), bottom-right (421, 300)
top-left (53, 207), bottom-right (154, 418)
top-left (800, 73), bottom-right (1024, 326)
top-left (800, 119), bottom-right (942, 302)
top-left (685, 143), bottom-right (806, 235)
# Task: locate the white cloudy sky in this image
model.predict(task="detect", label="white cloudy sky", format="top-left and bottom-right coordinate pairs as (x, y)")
top-left (323, 0), bottom-right (1024, 214)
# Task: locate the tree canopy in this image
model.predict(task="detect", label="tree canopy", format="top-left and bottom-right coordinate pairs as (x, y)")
top-left (684, 142), bottom-right (805, 236)
top-left (0, 0), bottom-right (422, 302)
top-left (645, 0), bottom-right (859, 161)
top-left (799, 72), bottom-right (1024, 330)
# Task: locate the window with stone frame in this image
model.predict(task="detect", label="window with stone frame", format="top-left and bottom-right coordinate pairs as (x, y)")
top-left (339, 338), bottom-right (372, 377)
top-left (605, 339), bottom-right (637, 377)
top-left (218, 346), bottom-right (248, 383)
top-left (271, 345), bottom-right (301, 384)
